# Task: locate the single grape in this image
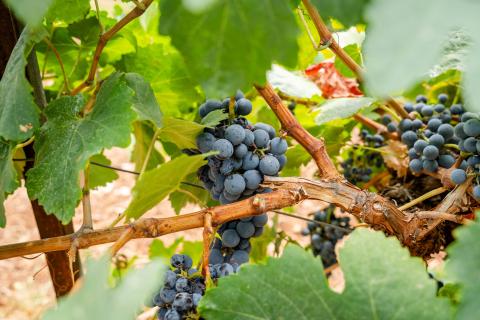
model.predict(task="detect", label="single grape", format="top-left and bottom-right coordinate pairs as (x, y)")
top-left (270, 137), bottom-right (288, 154)
top-left (170, 254), bottom-right (193, 270)
top-left (254, 123), bottom-right (276, 139)
top-left (196, 132), bottom-right (216, 153)
top-left (409, 159), bottom-right (423, 173)
top-left (235, 98), bottom-right (253, 116)
top-left (175, 277), bottom-right (190, 292)
top-left (235, 90), bottom-right (244, 100)
top-left (217, 263), bottom-right (235, 277)
top-left (413, 139), bottom-right (428, 153)
top-left (423, 159), bottom-right (438, 172)
top-left (230, 250), bottom-right (249, 264)
top-left (404, 103), bottom-right (414, 113)
top-left (454, 122), bottom-right (468, 139)
top-left (467, 155), bottom-right (480, 166)
top-left (164, 270), bottom-right (177, 288)
top-left (408, 148), bottom-right (418, 159)
top-left (450, 104), bottom-right (464, 115)
top-left (399, 119), bottom-right (413, 132)
top-left (212, 139), bottom-right (234, 159)
top-left (387, 122), bottom-right (397, 132)
top-left (220, 158), bottom-right (235, 175)
top-left (252, 213), bottom-right (268, 227)
top-left (412, 119), bottom-right (423, 130)
top-left (157, 307), bottom-right (168, 319)
top-left (159, 289), bottom-right (176, 304)
top-left (440, 111), bottom-right (452, 123)
top-left (236, 221), bottom-right (255, 238)
top-left (243, 169), bottom-right (262, 190)
top-left (234, 144), bottom-right (248, 159)
top-left (438, 93), bottom-right (448, 104)
top-left (459, 160), bottom-right (468, 170)
top-left (253, 226), bottom-right (264, 237)
top-left (434, 104), bottom-right (445, 113)
top-left (199, 103), bottom-right (208, 118)
top-left (450, 169), bottom-right (467, 184)
top-left (416, 95), bottom-right (427, 103)
top-left (424, 129), bottom-right (433, 138)
top-left (204, 99), bottom-right (224, 114)
top-left (414, 103), bottom-right (425, 113)
top-left (276, 154), bottom-right (287, 170)
top-left (209, 249), bottom-right (223, 265)
top-left (224, 174), bottom-right (246, 195)
top-left (172, 292), bottom-right (193, 312)
top-left (381, 114), bottom-right (392, 125)
top-left (243, 129), bottom-right (255, 146)
top-left (259, 155), bottom-right (280, 175)
top-left (222, 229), bottom-right (241, 247)
top-left (421, 105), bottom-right (434, 117)
top-left (423, 145), bottom-right (439, 160)
top-left (242, 152), bottom-right (260, 170)
top-left (193, 293), bottom-right (202, 307)
top-left (225, 124), bottom-right (246, 145)
top-left (253, 129), bottom-right (270, 148)
top-left (437, 123), bottom-right (454, 139)
top-left (461, 112), bottom-right (477, 122)
top-left (223, 189), bottom-right (241, 202)
top-left (427, 118), bottom-right (442, 132)
top-left (429, 134), bottom-right (445, 147)
top-left (218, 193), bottom-right (232, 204)
top-left (473, 185), bottom-right (480, 200)
top-left (401, 130), bottom-right (418, 147)
top-left (464, 137), bottom-right (478, 153)
top-left (438, 154), bottom-right (455, 168)
top-left (463, 119), bottom-right (480, 137)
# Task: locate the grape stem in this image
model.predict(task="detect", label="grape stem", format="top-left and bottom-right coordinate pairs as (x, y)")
top-left (398, 187), bottom-right (447, 211)
top-left (444, 143), bottom-right (461, 151)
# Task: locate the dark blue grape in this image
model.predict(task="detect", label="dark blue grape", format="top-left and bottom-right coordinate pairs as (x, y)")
top-left (401, 130), bottom-right (417, 147)
top-left (172, 292), bottom-right (193, 312)
top-left (199, 104), bottom-right (208, 118)
top-left (204, 99), bottom-right (223, 114)
top-left (164, 309), bottom-right (181, 320)
top-left (234, 144), bottom-right (248, 159)
top-left (270, 137), bottom-right (288, 154)
top-left (427, 118), bottom-right (442, 132)
top-left (463, 119), bottom-right (480, 137)
top-left (438, 93), bottom-right (448, 104)
top-left (467, 155), bottom-right (480, 166)
top-left (224, 174), bottom-right (246, 195)
top-left (408, 148), bottom-right (418, 159)
top-left (259, 155), bottom-right (280, 175)
top-left (164, 270), bottom-right (177, 288)
top-left (414, 103), bottom-right (425, 113)
top-left (423, 145), bottom-right (439, 160)
top-left (440, 111), bottom-right (452, 123)
top-left (276, 154), bottom-right (287, 169)
top-left (225, 124), bottom-right (246, 145)
top-left (235, 98), bottom-right (253, 116)
top-left (243, 169), bottom-right (262, 190)
top-left (223, 189), bottom-right (241, 202)
top-left (421, 105), bottom-right (434, 117)
top-left (222, 229), bottom-right (240, 247)
top-left (423, 159), bottom-right (438, 172)
top-left (464, 137), bottom-right (478, 153)
top-left (220, 159), bottom-right (235, 175)
top-left (412, 119), bottom-right (423, 130)
top-left (450, 169), bottom-right (467, 184)
top-left (253, 129), bottom-right (270, 148)
top-left (387, 122), bottom-right (397, 132)
top-left (196, 132), bottom-right (216, 153)
top-left (231, 250), bottom-right (249, 264)
top-left (450, 104), bottom-right (464, 115)
top-left (160, 289), bottom-right (176, 304)
top-left (243, 129), bottom-right (255, 146)
top-left (429, 134), bottom-right (445, 147)
top-left (437, 123), bottom-right (454, 139)
top-left (242, 152), bottom-right (260, 170)
top-left (454, 123), bottom-right (468, 139)
top-left (236, 221), bottom-right (255, 238)
top-left (209, 249), bottom-right (223, 265)
top-left (473, 185), bottom-right (480, 200)
top-left (170, 254), bottom-right (193, 270)
top-left (434, 104), bottom-right (445, 113)
top-left (424, 129), bottom-right (433, 138)
top-left (254, 123), bottom-right (276, 139)
top-left (399, 119), bottom-right (413, 132)
top-left (461, 112), bottom-right (477, 122)
top-left (252, 213), bottom-right (268, 227)
top-left (404, 103), bottom-right (414, 113)
top-left (235, 90), bottom-right (244, 100)
top-left (192, 293), bottom-right (202, 307)
top-left (413, 139), bottom-right (428, 153)
top-left (381, 115), bottom-right (392, 125)
top-left (175, 277), bottom-right (190, 292)
top-left (409, 159), bottom-right (423, 173)
top-left (212, 139), bottom-right (234, 159)
top-left (416, 95), bottom-right (427, 103)
top-left (438, 154), bottom-right (455, 168)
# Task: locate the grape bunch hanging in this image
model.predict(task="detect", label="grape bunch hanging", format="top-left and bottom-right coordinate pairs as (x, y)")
top-left (301, 205), bottom-right (351, 268)
top-left (386, 93), bottom-right (480, 200)
top-left (153, 254), bottom-right (238, 320)
top-left (340, 129), bottom-right (385, 185)
top-left (195, 91), bottom-right (287, 266)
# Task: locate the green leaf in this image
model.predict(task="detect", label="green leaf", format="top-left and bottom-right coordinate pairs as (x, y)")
top-left (125, 73), bottom-right (163, 128)
top-left (334, 44), bottom-right (362, 78)
top-left (200, 109), bottom-right (228, 127)
top-left (46, 0), bottom-right (90, 23)
top-left (445, 217), bottom-right (480, 319)
top-left (131, 122), bottom-right (164, 172)
top-left (0, 27), bottom-right (43, 142)
top-left (125, 154), bottom-right (208, 220)
top-left (149, 237), bottom-right (184, 263)
top-left (200, 229), bottom-right (451, 319)
top-left (281, 144), bottom-right (311, 176)
top-left (159, 0), bottom-right (300, 97)
top-left (4, 0), bottom-right (53, 26)
top-left (159, 118), bottom-right (205, 149)
top-left (182, 241), bottom-right (203, 265)
top-left (120, 43), bottom-right (202, 116)
top-left (250, 225), bottom-right (276, 263)
top-left (0, 140), bottom-right (19, 227)
top-left (431, 30), bottom-right (470, 76)
top-left (26, 73), bottom-right (135, 223)
top-left (88, 154), bottom-right (119, 190)
top-left (311, 0), bottom-right (370, 27)
top-left (362, 0), bottom-right (471, 96)
top-left (315, 97), bottom-right (375, 124)
top-left (169, 172), bottom-right (211, 214)
top-left (42, 255), bottom-right (164, 320)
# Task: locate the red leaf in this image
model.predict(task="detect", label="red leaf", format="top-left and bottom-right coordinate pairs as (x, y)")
top-left (305, 62), bottom-right (363, 99)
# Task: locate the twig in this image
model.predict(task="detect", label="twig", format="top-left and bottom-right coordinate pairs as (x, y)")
top-left (110, 227), bottom-right (135, 256)
top-left (93, 0), bottom-right (104, 34)
top-left (70, 0), bottom-right (154, 95)
top-left (378, 104), bottom-right (401, 122)
top-left (202, 212), bottom-right (213, 278)
top-left (277, 91), bottom-right (317, 106)
top-left (415, 211), bottom-right (466, 224)
top-left (43, 37), bottom-right (70, 93)
top-left (386, 99), bottom-right (410, 119)
top-left (255, 83), bottom-right (338, 178)
top-left (140, 129), bottom-right (160, 175)
top-left (398, 187), bottom-right (447, 211)
top-left (353, 114), bottom-right (398, 140)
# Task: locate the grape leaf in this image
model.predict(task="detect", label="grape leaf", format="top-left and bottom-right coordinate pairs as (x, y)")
top-left (200, 229), bottom-right (451, 319)
top-left (120, 43), bottom-right (202, 116)
top-left (88, 154), bottom-right (119, 190)
top-left (125, 154), bottom-right (208, 220)
top-left (200, 109), bottom-right (228, 127)
top-left (311, 0), bottom-right (370, 27)
top-left (125, 73), bottom-right (163, 128)
top-left (159, 118), bottom-right (205, 149)
top-left (445, 218), bottom-right (480, 319)
top-left (315, 97), bottom-right (375, 124)
top-left (26, 73), bottom-right (135, 223)
top-left (42, 255), bottom-right (164, 320)
top-left (281, 144), bottom-right (311, 176)
top-left (0, 27), bottom-right (44, 142)
top-left (0, 140), bottom-right (19, 227)
top-left (334, 44), bottom-right (363, 78)
top-left (159, 0), bottom-right (300, 97)
top-left (46, 0), bottom-right (90, 24)
top-left (131, 122), bottom-right (164, 172)
top-left (169, 172), bottom-right (211, 214)
top-left (4, 0), bottom-right (53, 26)
top-left (149, 237), bottom-right (184, 262)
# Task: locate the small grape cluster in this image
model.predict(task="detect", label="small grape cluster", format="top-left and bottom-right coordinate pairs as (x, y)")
top-left (301, 206), bottom-right (351, 268)
top-left (196, 90), bottom-right (287, 265)
top-left (340, 129), bottom-right (385, 185)
top-left (153, 254), bottom-right (238, 320)
top-left (209, 213), bottom-right (268, 266)
top-left (196, 90), bottom-right (287, 204)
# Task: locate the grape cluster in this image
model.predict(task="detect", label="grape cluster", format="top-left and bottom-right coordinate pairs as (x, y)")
top-left (301, 206), bottom-right (351, 268)
top-left (153, 254), bottom-right (238, 320)
top-left (196, 90), bottom-right (287, 265)
top-left (209, 213), bottom-right (268, 266)
top-left (340, 129), bottom-right (385, 185)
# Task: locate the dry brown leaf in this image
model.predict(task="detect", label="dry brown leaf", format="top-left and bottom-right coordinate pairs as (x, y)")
top-left (380, 140), bottom-right (409, 177)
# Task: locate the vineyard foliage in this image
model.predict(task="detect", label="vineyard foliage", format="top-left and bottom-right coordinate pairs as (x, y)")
top-left (0, 0), bottom-right (479, 319)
